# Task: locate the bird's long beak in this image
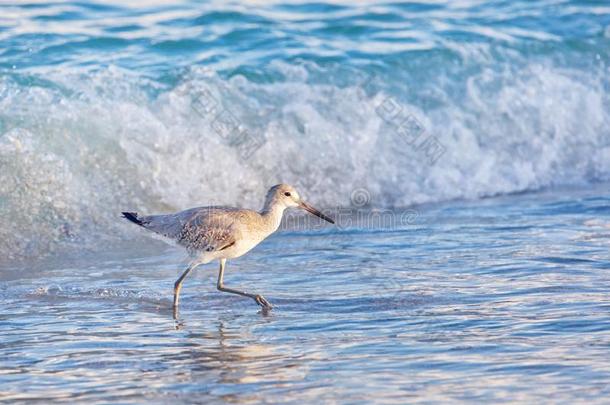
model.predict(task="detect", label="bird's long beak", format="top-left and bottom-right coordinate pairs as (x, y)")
top-left (299, 201), bottom-right (335, 224)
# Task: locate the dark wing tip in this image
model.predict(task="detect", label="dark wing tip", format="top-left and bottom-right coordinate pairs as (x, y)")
top-left (122, 211), bottom-right (143, 226)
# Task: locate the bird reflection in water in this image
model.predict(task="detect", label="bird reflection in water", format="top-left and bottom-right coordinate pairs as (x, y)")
top-left (165, 318), bottom-right (312, 395)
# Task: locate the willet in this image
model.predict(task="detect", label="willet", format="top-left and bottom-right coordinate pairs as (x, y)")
top-left (122, 184), bottom-right (334, 317)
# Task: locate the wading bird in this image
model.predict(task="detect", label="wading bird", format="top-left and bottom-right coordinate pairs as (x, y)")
top-left (122, 184), bottom-right (334, 317)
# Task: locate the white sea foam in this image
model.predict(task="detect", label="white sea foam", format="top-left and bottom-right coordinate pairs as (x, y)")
top-left (0, 61), bottom-right (608, 259)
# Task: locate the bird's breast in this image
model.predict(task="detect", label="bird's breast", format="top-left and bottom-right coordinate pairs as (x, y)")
top-left (222, 232), bottom-right (268, 259)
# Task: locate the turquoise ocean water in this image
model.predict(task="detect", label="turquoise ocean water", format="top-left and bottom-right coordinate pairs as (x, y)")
top-left (1, 1), bottom-right (610, 402)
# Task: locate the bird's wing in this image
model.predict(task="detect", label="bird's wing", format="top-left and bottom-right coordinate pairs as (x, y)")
top-left (137, 207), bottom-right (239, 254)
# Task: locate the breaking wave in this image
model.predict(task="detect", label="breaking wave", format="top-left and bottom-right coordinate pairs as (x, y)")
top-left (0, 0), bottom-right (609, 260)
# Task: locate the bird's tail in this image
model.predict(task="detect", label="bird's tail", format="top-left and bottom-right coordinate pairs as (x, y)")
top-left (122, 211), bottom-right (144, 226)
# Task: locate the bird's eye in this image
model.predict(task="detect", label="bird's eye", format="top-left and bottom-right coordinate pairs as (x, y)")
top-left (284, 192), bottom-right (291, 197)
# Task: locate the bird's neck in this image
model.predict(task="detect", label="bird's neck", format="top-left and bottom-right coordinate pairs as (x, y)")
top-left (260, 200), bottom-right (286, 232)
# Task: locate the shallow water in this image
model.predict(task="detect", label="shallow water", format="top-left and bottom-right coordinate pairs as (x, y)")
top-left (2, 186), bottom-right (610, 403)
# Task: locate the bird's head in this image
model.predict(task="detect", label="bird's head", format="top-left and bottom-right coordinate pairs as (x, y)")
top-left (266, 184), bottom-right (334, 224)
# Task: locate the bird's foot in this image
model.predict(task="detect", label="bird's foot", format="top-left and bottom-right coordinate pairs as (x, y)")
top-left (255, 294), bottom-right (273, 310)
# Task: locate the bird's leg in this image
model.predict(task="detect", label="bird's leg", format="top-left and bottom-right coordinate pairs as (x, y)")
top-left (173, 263), bottom-right (197, 318)
top-left (216, 259), bottom-right (273, 310)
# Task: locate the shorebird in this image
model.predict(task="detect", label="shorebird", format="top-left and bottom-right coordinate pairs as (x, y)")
top-left (122, 184), bottom-right (334, 317)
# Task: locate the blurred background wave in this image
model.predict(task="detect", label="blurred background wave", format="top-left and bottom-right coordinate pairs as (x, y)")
top-left (0, 0), bottom-right (609, 260)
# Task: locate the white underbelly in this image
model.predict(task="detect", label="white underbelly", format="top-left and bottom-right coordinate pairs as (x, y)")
top-left (220, 235), bottom-right (264, 260)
